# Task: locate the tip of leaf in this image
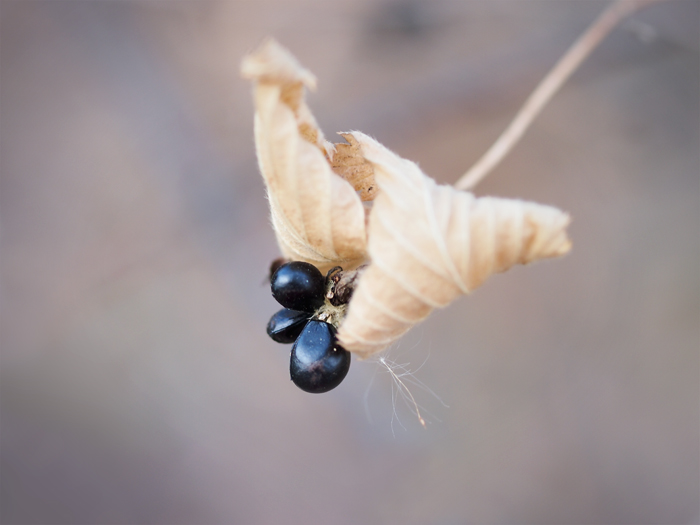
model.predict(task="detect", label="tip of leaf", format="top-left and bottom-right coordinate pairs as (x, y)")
top-left (240, 38), bottom-right (317, 90)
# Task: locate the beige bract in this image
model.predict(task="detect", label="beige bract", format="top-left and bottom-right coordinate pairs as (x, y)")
top-left (241, 40), bottom-right (572, 358)
top-left (335, 132), bottom-right (571, 358)
top-left (241, 39), bottom-right (369, 272)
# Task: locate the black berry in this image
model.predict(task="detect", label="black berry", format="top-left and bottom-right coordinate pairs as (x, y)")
top-left (271, 261), bottom-right (326, 312)
top-left (266, 308), bottom-right (309, 344)
top-left (290, 320), bottom-right (351, 393)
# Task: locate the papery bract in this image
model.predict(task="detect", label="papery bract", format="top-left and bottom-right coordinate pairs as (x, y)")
top-left (336, 132), bottom-right (571, 358)
top-left (241, 40), bottom-right (369, 272)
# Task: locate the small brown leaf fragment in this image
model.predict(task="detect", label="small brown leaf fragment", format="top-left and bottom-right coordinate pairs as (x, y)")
top-left (331, 133), bottom-right (378, 202)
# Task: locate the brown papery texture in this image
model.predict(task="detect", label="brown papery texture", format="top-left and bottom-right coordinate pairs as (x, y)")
top-left (241, 40), bottom-right (368, 272)
top-left (337, 132), bottom-right (571, 358)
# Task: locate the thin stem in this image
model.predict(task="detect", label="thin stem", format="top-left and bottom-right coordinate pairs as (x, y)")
top-left (455, 0), bottom-right (670, 191)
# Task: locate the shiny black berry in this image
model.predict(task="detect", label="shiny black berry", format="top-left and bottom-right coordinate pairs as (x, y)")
top-left (271, 261), bottom-right (326, 312)
top-left (290, 320), bottom-right (351, 394)
top-left (266, 308), bottom-right (309, 344)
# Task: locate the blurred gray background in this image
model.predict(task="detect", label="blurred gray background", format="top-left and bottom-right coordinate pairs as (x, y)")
top-left (1, 1), bottom-right (698, 523)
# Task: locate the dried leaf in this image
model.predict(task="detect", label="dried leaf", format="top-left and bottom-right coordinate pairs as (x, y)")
top-left (241, 40), bottom-right (368, 272)
top-left (337, 132), bottom-right (572, 358)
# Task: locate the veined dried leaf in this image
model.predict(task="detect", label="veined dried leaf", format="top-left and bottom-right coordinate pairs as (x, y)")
top-left (241, 40), bottom-right (368, 272)
top-left (337, 132), bottom-right (572, 358)
top-left (243, 41), bottom-right (572, 358)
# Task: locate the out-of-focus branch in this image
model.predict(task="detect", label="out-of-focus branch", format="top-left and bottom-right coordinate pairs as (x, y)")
top-left (455, 0), bottom-right (671, 191)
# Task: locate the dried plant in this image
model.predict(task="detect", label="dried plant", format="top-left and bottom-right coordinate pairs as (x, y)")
top-left (241, 0), bottom-right (667, 359)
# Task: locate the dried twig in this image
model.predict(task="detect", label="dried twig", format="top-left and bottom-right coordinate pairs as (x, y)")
top-left (454, 0), bottom-right (671, 191)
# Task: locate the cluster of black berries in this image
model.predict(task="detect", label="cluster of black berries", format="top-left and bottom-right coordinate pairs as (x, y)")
top-left (267, 261), bottom-right (351, 394)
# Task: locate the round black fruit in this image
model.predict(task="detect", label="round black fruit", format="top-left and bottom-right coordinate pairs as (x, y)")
top-left (290, 320), bottom-right (351, 393)
top-left (266, 308), bottom-right (309, 344)
top-left (271, 261), bottom-right (326, 312)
